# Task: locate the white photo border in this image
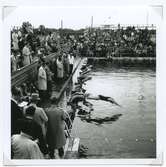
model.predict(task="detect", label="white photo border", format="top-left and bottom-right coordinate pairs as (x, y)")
top-left (2, 4), bottom-right (164, 166)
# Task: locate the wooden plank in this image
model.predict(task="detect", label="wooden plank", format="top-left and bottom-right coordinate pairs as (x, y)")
top-left (11, 61), bottom-right (38, 87)
top-left (11, 53), bottom-right (58, 87)
top-left (64, 137), bottom-right (80, 159)
top-left (64, 138), bottom-right (70, 154)
top-left (11, 60), bottom-right (38, 79)
top-left (64, 137), bottom-right (74, 159)
top-left (68, 137), bottom-right (74, 152)
top-left (71, 138), bottom-right (80, 152)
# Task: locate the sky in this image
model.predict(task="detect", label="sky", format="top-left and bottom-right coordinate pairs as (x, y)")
top-left (3, 6), bottom-right (162, 29)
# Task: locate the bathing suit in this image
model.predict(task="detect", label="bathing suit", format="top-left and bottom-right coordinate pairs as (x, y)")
top-left (98, 95), bottom-right (110, 101)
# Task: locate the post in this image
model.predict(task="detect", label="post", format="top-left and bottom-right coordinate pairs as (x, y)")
top-left (146, 11), bottom-right (149, 27)
top-left (61, 19), bottom-right (63, 29)
top-left (91, 16), bottom-right (93, 29)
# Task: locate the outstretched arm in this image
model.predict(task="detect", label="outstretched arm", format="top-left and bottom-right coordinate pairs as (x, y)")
top-left (108, 98), bottom-right (121, 107)
top-left (86, 95), bottom-right (100, 100)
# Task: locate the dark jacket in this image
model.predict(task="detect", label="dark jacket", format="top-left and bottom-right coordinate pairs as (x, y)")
top-left (11, 99), bottom-right (23, 135)
top-left (46, 106), bottom-right (66, 149)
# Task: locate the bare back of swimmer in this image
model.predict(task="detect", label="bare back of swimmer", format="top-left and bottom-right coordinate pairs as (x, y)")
top-left (86, 93), bottom-right (121, 107)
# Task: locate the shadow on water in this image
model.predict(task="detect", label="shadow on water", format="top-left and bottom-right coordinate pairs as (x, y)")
top-left (78, 114), bottom-right (123, 125)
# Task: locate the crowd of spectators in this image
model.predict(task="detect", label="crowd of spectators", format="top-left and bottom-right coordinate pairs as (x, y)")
top-left (11, 22), bottom-right (78, 159)
top-left (11, 86), bottom-right (70, 159)
top-left (11, 22), bottom-right (78, 73)
top-left (11, 58), bottom-right (89, 160)
top-left (79, 26), bottom-right (156, 57)
top-left (11, 22), bottom-right (156, 73)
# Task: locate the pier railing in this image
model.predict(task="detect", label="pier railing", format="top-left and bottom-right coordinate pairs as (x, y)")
top-left (11, 60), bottom-right (38, 87)
top-left (11, 53), bottom-right (58, 87)
top-left (51, 58), bottom-right (82, 101)
top-left (11, 53), bottom-right (83, 102)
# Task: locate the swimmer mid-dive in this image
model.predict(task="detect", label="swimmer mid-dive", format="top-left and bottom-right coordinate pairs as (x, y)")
top-left (70, 90), bottom-right (121, 107)
top-left (85, 94), bottom-right (121, 107)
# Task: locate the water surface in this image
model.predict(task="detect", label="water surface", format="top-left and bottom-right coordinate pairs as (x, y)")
top-left (72, 61), bottom-right (156, 159)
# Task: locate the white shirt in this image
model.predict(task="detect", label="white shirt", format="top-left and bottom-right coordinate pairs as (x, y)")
top-left (68, 55), bottom-right (74, 65)
top-left (38, 66), bottom-right (47, 90)
top-left (22, 46), bottom-right (30, 56)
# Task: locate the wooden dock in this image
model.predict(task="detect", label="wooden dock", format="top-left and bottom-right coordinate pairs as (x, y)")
top-left (11, 54), bottom-right (84, 159)
top-left (64, 137), bottom-right (80, 159)
top-left (50, 58), bottom-right (83, 101)
top-left (46, 58), bottom-right (84, 159)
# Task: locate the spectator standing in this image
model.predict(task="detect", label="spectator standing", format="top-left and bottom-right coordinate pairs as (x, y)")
top-left (11, 52), bottom-right (17, 72)
top-left (11, 87), bottom-right (24, 135)
top-left (45, 62), bottom-right (53, 98)
top-left (29, 93), bottom-right (48, 139)
top-left (22, 43), bottom-right (31, 66)
top-left (63, 53), bottom-right (70, 78)
top-left (46, 105), bottom-right (66, 158)
top-left (68, 53), bottom-right (74, 74)
top-left (11, 119), bottom-right (44, 159)
top-left (18, 36), bottom-right (24, 55)
top-left (21, 106), bottom-right (48, 155)
top-left (12, 29), bottom-right (19, 51)
top-left (50, 57), bottom-right (57, 81)
top-left (15, 50), bottom-right (23, 69)
top-left (56, 56), bottom-right (64, 83)
top-left (38, 60), bottom-right (47, 102)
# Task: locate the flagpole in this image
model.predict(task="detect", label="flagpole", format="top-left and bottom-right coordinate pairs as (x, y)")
top-left (91, 16), bottom-right (93, 29)
top-left (61, 19), bottom-right (63, 29)
top-left (146, 11), bottom-right (149, 27)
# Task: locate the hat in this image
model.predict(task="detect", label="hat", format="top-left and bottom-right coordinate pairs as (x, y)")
top-left (71, 90), bottom-right (77, 94)
top-left (30, 93), bottom-right (40, 102)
